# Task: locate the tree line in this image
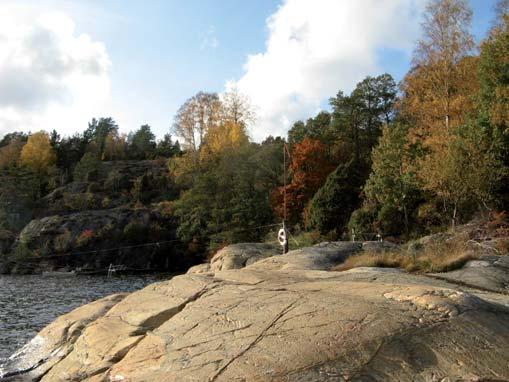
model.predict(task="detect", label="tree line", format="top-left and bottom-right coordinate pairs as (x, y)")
top-left (170, 0), bottom-right (509, 251)
top-left (1, 0), bottom-right (508, 255)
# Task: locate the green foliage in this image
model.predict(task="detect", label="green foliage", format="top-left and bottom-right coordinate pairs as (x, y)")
top-left (63, 192), bottom-right (99, 211)
top-left (478, 14), bottom-right (509, 208)
top-left (348, 204), bottom-right (378, 239)
top-left (123, 221), bottom-right (148, 244)
top-left (329, 73), bottom-right (397, 165)
top-left (74, 152), bottom-right (101, 182)
top-left (306, 160), bottom-right (362, 235)
top-left (54, 229), bottom-right (72, 253)
top-left (155, 134), bottom-right (181, 158)
top-left (130, 124), bottom-right (156, 159)
top-left (363, 123), bottom-right (421, 234)
top-left (11, 243), bottom-right (33, 260)
top-left (131, 173), bottom-right (158, 204)
top-left (84, 117), bottom-right (119, 159)
top-left (173, 144), bottom-right (274, 251)
top-left (419, 122), bottom-right (501, 227)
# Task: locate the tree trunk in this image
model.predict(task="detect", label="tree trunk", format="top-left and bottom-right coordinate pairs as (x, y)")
top-left (452, 203), bottom-right (457, 231)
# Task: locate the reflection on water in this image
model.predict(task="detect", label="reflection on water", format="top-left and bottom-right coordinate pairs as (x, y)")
top-left (0, 274), bottom-right (164, 361)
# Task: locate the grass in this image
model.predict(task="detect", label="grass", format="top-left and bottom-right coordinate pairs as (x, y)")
top-left (334, 240), bottom-right (479, 273)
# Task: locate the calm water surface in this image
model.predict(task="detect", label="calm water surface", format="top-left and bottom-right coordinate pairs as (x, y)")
top-left (0, 274), bottom-right (165, 362)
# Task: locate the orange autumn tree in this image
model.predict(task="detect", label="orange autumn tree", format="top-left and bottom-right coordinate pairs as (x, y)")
top-left (270, 137), bottom-right (334, 225)
top-left (401, 0), bottom-right (477, 148)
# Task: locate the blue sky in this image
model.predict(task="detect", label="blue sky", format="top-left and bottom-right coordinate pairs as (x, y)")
top-left (0, 0), bottom-right (499, 140)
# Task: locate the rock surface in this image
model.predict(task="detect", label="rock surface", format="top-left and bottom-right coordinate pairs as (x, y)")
top-left (2, 243), bottom-right (509, 382)
top-left (4, 207), bottom-right (188, 274)
top-left (209, 243), bottom-right (281, 271)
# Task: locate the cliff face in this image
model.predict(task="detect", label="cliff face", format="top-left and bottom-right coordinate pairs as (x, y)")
top-left (2, 242), bottom-right (509, 382)
top-left (0, 160), bottom-right (193, 274)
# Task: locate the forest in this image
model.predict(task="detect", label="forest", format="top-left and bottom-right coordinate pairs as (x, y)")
top-left (0, 0), bottom-right (508, 263)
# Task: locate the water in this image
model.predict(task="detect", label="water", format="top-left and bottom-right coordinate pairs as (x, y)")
top-left (0, 274), bottom-right (165, 362)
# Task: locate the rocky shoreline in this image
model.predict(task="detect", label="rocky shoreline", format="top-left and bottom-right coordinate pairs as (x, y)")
top-left (1, 241), bottom-right (509, 381)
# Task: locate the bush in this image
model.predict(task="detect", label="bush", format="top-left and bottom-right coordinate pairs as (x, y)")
top-left (54, 230), bottom-right (72, 252)
top-left (74, 152), bottom-right (100, 181)
top-left (63, 192), bottom-right (99, 211)
top-left (11, 243), bottom-right (33, 260)
top-left (97, 223), bottom-right (116, 239)
top-left (76, 229), bottom-right (94, 248)
top-left (348, 205), bottom-right (378, 240)
top-left (102, 196), bottom-right (111, 208)
top-left (87, 182), bottom-right (102, 193)
top-left (123, 221), bottom-right (148, 243)
top-left (105, 169), bottom-right (129, 192)
top-left (334, 240), bottom-right (477, 273)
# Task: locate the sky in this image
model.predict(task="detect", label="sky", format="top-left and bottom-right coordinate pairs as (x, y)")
top-left (0, 0), bottom-right (499, 142)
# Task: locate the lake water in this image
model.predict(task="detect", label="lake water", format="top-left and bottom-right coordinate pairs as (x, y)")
top-left (0, 274), bottom-right (165, 362)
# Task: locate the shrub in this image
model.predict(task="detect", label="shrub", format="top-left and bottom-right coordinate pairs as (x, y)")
top-left (102, 196), bottom-right (111, 209)
top-left (105, 169), bottom-right (129, 192)
top-left (76, 229), bottom-right (94, 248)
top-left (74, 152), bottom-right (100, 181)
top-left (97, 223), bottom-right (115, 239)
top-left (334, 240), bottom-right (477, 273)
top-left (87, 182), bottom-right (102, 193)
top-left (11, 243), bottom-right (33, 260)
top-left (348, 205), bottom-right (378, 240)
top-left (63, 192), bottom-right (98, 211)
top-left (153, 201), bottom-right (173, 218)
top-left (54, 230), bottom-right (72, 252)
top-left (123, 221), bottom-right (148, 244)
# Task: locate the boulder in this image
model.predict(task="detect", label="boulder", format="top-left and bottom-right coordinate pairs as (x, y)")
top-left (249, 241), bottom-right (362, 271)
top-left (430, 254), bottom-right (509, 293)
top-left (209, 243), bottom-right (280, 271)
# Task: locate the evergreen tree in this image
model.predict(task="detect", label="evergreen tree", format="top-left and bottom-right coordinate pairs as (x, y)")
top-left (363, 123), bottom-right (421, 234)
top-left (130, 124), bottom-right (156, 159)
top-left (306, 160), bottom-right (362, 235)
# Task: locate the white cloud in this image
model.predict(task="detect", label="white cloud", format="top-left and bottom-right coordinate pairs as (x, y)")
top-left (233, 0), bottom-right (425, 141)
top-left (0, 6), bottom-right (112, 137)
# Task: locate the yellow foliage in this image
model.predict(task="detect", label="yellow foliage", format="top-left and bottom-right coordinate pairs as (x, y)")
top-left (400, 56), bottom-right (478, 148)
top-left (0, 140), bottom-right (24, 169)
top-left (19, 131), bottom-right (56, 173)
top-left (201, 121), bottom-right (248, 158)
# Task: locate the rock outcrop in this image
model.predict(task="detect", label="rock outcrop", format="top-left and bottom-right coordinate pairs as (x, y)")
top-left (2, 242), bottom-right (509, 382)
top-left (3, 208), bottom-right (187, 274)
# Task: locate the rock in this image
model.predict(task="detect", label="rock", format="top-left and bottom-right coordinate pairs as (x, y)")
top-left (0, 293), bottom-right (127, 381)
top-left (3, 245), bottom-right (509, 381)
top-left (210, 243), bottom-right (280, 271)
top-left (429, 254), bottom-right (509, 294)
top-left (249, 241), bottom-right (362, 271)
top-left (39, 160), bottom-right (169, 216)
top-left (6, 207), bottom-right (186, 274)
top-left (418, 232), bottom-right (453, 247)
top-left (361, 240), bottom-right (399, 252)
top-left (0, 230), bottom-right (15, 257)
top-left (186, 263), bottom-right (211, 274)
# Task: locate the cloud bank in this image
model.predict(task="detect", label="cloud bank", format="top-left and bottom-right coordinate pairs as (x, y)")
top-left (0, 7), bottom-right (111, 136)
top-left (234, 0), bottom-right (425, 141)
